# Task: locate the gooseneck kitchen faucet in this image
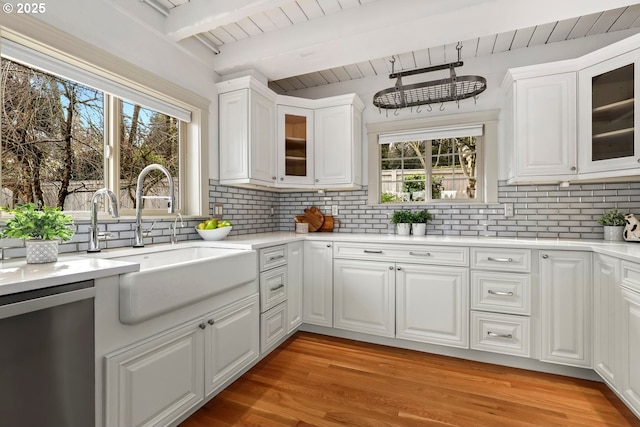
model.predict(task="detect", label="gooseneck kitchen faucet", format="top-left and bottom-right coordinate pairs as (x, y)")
top-left (134, 163), bottom-right (175, 247)
top-left (87, 188), bottom-right (119, 253)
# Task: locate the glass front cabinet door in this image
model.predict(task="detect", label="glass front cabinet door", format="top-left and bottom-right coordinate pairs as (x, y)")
top-left (277, 105), bottom-right (314, 186)
top-left (579, 50), bottom-right (640, 175)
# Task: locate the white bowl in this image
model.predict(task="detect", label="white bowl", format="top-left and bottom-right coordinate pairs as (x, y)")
top-left (195, 225), bottom-right (232, 241)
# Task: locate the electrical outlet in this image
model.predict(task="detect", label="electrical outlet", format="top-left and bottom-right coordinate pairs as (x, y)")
top-left (504, 203), bottom-right (514, 218)
top-left (331, 205), bottom-right (339, 216)
top-left (214, 203), bottom-right (223, 217)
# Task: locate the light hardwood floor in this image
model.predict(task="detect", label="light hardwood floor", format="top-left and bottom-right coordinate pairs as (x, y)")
top-left (180, 332), bottom-right (640, 427)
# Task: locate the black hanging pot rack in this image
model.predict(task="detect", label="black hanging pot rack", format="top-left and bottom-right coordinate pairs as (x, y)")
top-left (373, 43), bottom-right (487, 111)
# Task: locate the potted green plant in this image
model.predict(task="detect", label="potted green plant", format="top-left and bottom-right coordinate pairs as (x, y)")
top-left (391, 210), bottom-right (413, 235)
top-left (411, 210), bottom-right (433, 236)
top-left (597, 209), bottom-right (626, 242)
top-left (1, 203), bottom-right (75, 263)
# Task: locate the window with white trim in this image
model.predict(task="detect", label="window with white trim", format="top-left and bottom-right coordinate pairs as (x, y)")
top-left (1, 39), bottom-right (189, 213)
top-left (379, 125), bottom-right (483, 203)
top-left (367, 111), bottom-right (499, 206)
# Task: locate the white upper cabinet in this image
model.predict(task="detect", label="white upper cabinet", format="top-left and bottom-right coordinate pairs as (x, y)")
top-left (277, 104), bottom-right (315, 187)
top-left (218, 76), bottom-right (363, 190)
top-left (503, 68), bottom-right (577, 183)
top-left (503, 32), bottom-right (640, 184)
top-left (578, 48), bottom-right (640, 177)
top-left (217, 77), bottom-right (276, 186)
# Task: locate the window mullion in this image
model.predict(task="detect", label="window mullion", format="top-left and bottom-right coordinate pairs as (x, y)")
top-left (426, 140), bottom-right (433, 200)
top-left (106, 95), bottom-right (120, 203)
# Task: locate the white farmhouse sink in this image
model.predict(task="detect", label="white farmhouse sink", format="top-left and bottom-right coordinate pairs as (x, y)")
top-left (89, 244), bottom-right (257, 324)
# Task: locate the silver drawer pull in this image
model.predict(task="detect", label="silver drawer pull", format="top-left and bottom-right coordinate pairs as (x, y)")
top-left (488, 289), bottom-right (514, 297)
top-left (409, 251), bottom-right (431, 257)
top-left (268, 254), bottom-right (285, 261)
top-left (487, 257), bottom-right (513, 262)
top-left (487, 331), bottom-right (513, 339)
top-left (270, 284), bottom-right (285, 291)
top-left (364, 250), bottom-right (383, 254)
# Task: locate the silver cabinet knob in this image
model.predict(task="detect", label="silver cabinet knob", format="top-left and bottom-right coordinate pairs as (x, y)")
top-left (541, 254), bottom-right (549, 259)
top-left (389, 266), bottom-right (394, 270)
top-left (207, 319), bottom-right (214, 325)
top-left (199, 323), bottom-right (206, 329)
top-left (570, 166), bottom-right (577, 171)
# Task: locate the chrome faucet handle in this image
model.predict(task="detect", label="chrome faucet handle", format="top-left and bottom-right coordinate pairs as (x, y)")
top-left (97, 232), bottom-right (112, 241)
top-left (142, 221), bottom-right (157, 237)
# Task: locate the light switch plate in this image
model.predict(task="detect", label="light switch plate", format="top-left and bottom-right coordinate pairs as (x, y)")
top-left (331, 205), bottom-right (339, 216)
top-left (504, 203), bottom-right (514, 218)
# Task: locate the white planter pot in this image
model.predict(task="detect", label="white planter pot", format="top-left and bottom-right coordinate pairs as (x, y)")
top-left (603, 225), bottom-right (624, 242)
top-left (411, 223), bottom-right (426, 235)
top-left (396, 223), bottom-right (411, 236)
top-left (25, 239), bottom-right (59, 264)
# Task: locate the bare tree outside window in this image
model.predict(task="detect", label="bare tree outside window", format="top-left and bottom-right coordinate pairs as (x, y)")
top-left (1, 58), bottom-right (104, 210)
top-left (1, 58), bottom-right (182, 212)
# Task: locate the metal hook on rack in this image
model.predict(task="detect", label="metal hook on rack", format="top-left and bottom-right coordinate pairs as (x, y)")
top-left (416, 105), bottom-right (422, 113)
top-left (439, 102), bottom-right (445, 111)
top-left (394, 108), bottom-right (400, 116)
top-left (427, 103), bottom-right (432, 112)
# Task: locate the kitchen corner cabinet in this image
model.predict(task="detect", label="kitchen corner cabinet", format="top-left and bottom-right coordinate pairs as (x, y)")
top-left (503, 69), bottom-right (577, 183)
top-left (578, 49), bottom-right (640, 177)
top-left (593, 254), bottom-right (621, 388)
top-left (277, 95), bottom-right (363, 189)
top-left (104, 295), bottom-right (259, 427)
top-left (218, 77), bottom-right (276, 187)
top-left (303, 241), bottom-right (333, 327)
top-left (277, 105), bottom-right (314, 186)
top-left (539, 250), bottom-right (592, 368)
top-left (620, 263), bottom-right (640, 417)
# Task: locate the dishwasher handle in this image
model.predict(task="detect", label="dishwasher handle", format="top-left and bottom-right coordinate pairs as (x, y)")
top-left (0, 281), bottom-right (95, 320)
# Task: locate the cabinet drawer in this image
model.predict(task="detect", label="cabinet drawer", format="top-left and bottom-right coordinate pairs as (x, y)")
top-left (333, 242), bottom-right (468, 266)
top-left (259, 245), bottom-right (287, 271)
top-left (471, 247), bottom-right (531, 272)
top-left (471, 271), bottom-right (531, 315)
top-left (470, 311), bottom-right (530, 358)
top-left (260, 266), bottom-right (287, 312)
top-left (260, 302), bottom-right (287, 354)
top-left (622, 261), bottom-right (640, 293)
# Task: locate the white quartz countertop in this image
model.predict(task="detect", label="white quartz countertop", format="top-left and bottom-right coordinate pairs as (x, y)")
top-left (209, 231), bottom-right (640, 262)
top-left (2, 232), bottom-right (640, 296)
top-left (0, 256), bottom-right (139, 296)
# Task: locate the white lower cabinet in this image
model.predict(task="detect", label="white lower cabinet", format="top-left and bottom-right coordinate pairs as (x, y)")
top-left (470, 311), bottom-right (530, 357)
top-left (593, 254), bottom-right (621, 387)
top-left (396, 264), bottom-right (469, 348)
top-left (260, 301), bottom-right (288, 353)
top-left (303, 241), bottom-right (333, 327)
top-left (287, 241), bottom-right (304, 332)
top-left (539, 250), bottom-right (592, 368)
top-left (104, 295), bottom-right (259, 427)
top-left (620, 284), bottom-right (640, 417)
top-left (333, 259), bottom-right (395, 337)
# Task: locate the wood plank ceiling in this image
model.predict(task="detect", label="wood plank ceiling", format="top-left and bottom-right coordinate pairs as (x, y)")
top-left (148, 0), bottom-right (640, 94)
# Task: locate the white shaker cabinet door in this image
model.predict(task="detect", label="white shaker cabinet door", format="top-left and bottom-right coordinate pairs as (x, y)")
top-left (396, 264), bottom-right (469, 349)
top-left (333, 259), bottom-right (395, 337)
top-left (539, 250), bottom-right (592, 368)
top-left (302, 241), bottom-right (333, 327)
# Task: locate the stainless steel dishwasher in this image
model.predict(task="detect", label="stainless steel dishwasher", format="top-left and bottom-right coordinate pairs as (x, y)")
top-left (0, 280), bottom-right (95, 427)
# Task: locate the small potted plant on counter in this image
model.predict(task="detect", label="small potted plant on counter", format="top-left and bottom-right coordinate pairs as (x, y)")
top-left (391, 209), bottom-right (413, 236)
top-left (411, 210), bottom-right (432, 236)
top-left (597, 208), bottom-right (626, 242)
top-left (0, 203), bottom-right (75, 263)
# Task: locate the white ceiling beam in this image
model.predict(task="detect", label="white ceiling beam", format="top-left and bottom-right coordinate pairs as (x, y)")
top-left (165, 0), bottom-right (292, 41)
top-left (211, 0), bottom-right (640, 80)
